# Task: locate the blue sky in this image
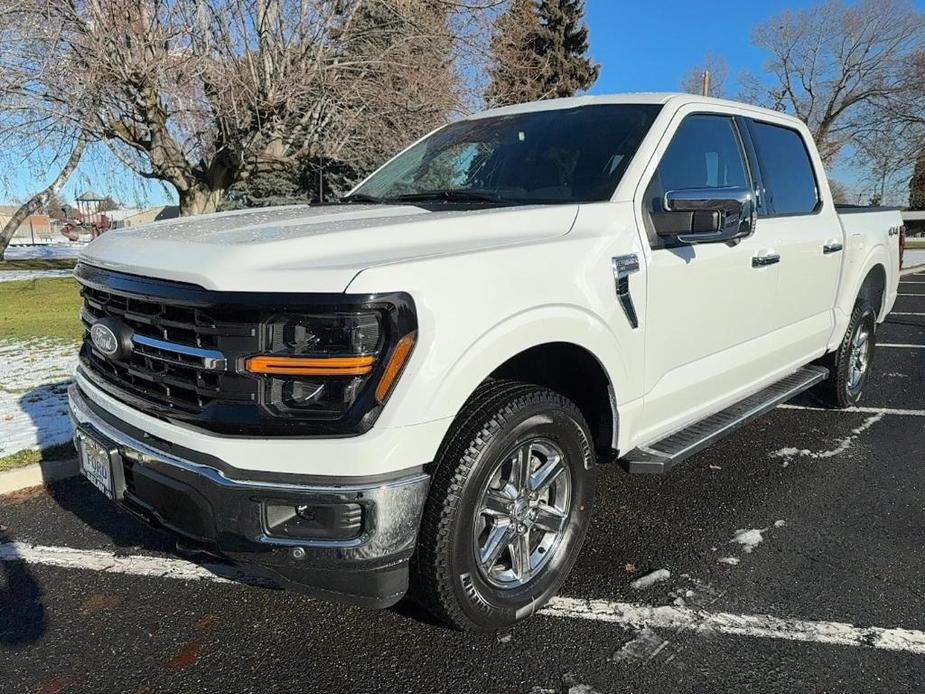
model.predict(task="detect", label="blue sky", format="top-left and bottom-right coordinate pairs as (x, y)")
top-left (6, 0), bottom-right (923, 208)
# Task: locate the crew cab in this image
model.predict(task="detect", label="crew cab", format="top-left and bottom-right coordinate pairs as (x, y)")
top-left (69, 93), bottom-right (902, 630)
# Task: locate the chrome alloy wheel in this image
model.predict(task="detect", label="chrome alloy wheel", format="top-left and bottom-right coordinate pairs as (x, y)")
top-left (472, 438), bottom-right (571, 588)
top-left (848, 322), bottom-right (873, 393)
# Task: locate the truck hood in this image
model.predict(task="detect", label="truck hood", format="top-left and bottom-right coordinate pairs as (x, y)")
top-left (80, 203), bottom-right (578, 292)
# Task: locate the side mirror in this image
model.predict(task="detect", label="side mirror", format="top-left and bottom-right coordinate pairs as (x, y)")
top-left (659, 186), bottom-right (756, 244)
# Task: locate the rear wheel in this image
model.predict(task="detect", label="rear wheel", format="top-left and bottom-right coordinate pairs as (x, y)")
top-left (817, 300), bottom-right (877, 408)
top-left (412, 380), bottom-right (596, 630)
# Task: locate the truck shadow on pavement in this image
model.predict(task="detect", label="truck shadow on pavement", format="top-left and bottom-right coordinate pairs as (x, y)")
top-left (0, 526), bottom-right (46, 648)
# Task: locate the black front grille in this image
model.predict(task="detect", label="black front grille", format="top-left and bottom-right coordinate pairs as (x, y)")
top-left (74, 263), bottom-right (417, 437)
top-left (77, 264), bottom-right (263, 430)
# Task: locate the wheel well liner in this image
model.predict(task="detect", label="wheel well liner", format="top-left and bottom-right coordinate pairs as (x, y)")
top-left (859, 264), bottom-right (886, 317)
top-left (489, 342), bottom-right (615, 455)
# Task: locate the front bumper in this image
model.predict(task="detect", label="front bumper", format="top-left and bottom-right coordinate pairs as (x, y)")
top-left (68, 384), bottom-right (430, 608)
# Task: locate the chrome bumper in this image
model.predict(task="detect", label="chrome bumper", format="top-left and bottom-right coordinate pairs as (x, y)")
top-left (68, 383), bottom-right (431, 607)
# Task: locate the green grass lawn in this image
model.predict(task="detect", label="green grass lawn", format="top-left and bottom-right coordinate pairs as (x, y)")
top-left (0, 277), bottom-right (83, 343)
top-left (0, 258), bottom-right (77, 271)
top-left (0, 443), bottom-right (74, 472)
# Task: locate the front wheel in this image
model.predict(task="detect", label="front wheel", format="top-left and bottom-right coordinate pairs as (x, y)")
top-left (817, 300), bottom-right (877, 408)
top-left (412, 380), bottom-right (596, 630)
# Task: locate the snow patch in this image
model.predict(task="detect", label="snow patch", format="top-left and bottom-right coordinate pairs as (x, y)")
top-left (4, 244), bottom-right (85, 259)
top-left (717, 557), bottom-right (740, 566)
top-left (770, 413), bottom-right (884, 463)
top-left (611, 627), bottom-right (669, 663)
top-left (0, 340), bottom-right (78, 456)
top-left (630, 569), bottom-right (670, 590)
top-left (730, 528), bottom-right (766, 553)
top-left (0, 269), bottom-right (73, 283)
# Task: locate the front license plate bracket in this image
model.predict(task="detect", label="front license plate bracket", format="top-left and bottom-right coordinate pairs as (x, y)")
top-left (77, 428), bottom-right (126, 501)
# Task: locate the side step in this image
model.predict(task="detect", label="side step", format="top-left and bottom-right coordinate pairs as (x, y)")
top-left (620, 365), bottom-right (828, 474)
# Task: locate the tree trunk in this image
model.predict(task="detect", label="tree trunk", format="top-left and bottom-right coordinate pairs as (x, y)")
top-left (911, 149), bottom-right (925, 211)
top-left (0, 132), bottom-right (89, 260)
top-left (178, 185), bottom-right (225, 216)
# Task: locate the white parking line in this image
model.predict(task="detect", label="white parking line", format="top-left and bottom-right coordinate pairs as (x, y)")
top-left (0, 542), bottom-right (267, 585)
top-left (890, 312), bottom-right (925, 316)
top-left (541, 597), bottom-right (925, 655)
top-left (4, 542), bottom-right (925, 655)
top-left (878, 343), bottom-right (925, 349)
top-left (898, 293), bottom-right (925, 297)
top-left (778, 404), bottom-right (925, 416)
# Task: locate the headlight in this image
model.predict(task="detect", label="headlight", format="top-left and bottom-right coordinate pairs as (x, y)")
top-left (243, 310), bottom-right (415, 421)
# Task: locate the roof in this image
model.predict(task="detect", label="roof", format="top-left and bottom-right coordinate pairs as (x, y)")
top-left (468, 92), bottom-right (804, 127)
top-left (76, 190), bottom-right (104, 201)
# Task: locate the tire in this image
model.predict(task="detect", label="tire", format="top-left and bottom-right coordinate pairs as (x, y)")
top-left (816, 299), bottom-right (877, 408)
top-left (411, 380), bottom-right (596, 631)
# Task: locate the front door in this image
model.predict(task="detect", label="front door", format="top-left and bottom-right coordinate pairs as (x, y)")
top-left (635, 112), bottom-right (780, 444)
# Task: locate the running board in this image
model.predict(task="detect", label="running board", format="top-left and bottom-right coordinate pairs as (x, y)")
top-left (620, 365), bottom-right (829, 474)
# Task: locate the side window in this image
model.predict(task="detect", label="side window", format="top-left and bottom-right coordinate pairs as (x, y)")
top-left (643, 115), bottom-right (748, 244)
top-left (748, 121), bottom-right (819, 216)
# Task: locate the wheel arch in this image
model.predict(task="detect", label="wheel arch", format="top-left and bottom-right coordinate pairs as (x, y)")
top-left (413, 307), bottom-right (627, 460)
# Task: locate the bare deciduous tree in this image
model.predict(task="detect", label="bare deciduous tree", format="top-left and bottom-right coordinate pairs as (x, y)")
top-left (740, 0), bottom-right (925, 164)
top-left (680, 51), bottom-right (728, 98)
top-left (0, 0), bottom-right (483, 222)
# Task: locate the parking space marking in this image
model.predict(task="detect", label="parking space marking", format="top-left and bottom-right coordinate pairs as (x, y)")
top-left (541, 598), bottom-right (925, 655)
top-left (898, 293), bottom-right (925, 297)
top-left (878, 343), bottom-right (925, 349)
top-left (0, 542), bottom-right (267, 585)
top-left (778, 404), bottom-right (925, 416)
top-left (889, 312), bottom-right (925, 316)
top-left (4, 542), bottom-right (925, 656)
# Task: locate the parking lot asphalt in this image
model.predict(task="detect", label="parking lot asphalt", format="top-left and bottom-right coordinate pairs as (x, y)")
top-left (1, 272), bottom-right (924, 694)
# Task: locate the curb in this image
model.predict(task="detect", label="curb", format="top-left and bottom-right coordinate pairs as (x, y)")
top-left (0, 457), bottom-right (79, 496)
top-left (900, 263), bottom-right (925, 276)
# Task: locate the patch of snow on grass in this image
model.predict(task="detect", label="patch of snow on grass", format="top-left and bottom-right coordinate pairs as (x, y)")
top-left (630, 568), bottom-right (670, 590)
top-left (4, 244), bottom-right (86, 259)
top-left (0, 269), bottom-right (73, 283)
top-left (0, 340), bottom-right (78, 457)
top-left (717, 556), bottom-right (740, 565)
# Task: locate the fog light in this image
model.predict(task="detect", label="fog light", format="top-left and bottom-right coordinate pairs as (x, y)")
top-left (263, 500), bottom-right (363, 541)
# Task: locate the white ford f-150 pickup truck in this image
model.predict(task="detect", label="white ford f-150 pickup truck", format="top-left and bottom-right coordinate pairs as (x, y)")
top-left (70, 93), bottom-right (903, 630)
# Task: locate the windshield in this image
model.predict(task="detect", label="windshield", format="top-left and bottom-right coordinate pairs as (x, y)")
top-left (350, 104), bottom-right (662, 205)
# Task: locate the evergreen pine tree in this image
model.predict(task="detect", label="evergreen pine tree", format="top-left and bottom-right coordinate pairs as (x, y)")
top-left (486, 0), bottom-right (599, 107)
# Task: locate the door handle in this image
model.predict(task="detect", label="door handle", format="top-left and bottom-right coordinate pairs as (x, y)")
top-left (752, 253), bottom-right (780, 267)
top-left (823, 242), bottom-right (844, 254)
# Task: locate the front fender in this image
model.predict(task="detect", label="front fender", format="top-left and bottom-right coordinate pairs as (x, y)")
top-left (383, 304), bottom-right (628, 432)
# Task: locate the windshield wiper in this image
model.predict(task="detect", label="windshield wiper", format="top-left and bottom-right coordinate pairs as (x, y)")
top-left (339, 192), bottom-right (388, 204)
top-left (389, 189), bottom-right (506, 204)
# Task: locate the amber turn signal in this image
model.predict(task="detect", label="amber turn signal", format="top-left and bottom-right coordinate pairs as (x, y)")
top-left (375, 332), bottom-right (417, 403)
top-left (245, 355), bottom-right (375, 376)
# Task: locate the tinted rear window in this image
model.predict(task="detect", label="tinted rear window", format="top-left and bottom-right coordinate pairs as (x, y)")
top-left (749, 121), bottom-right (819, 216)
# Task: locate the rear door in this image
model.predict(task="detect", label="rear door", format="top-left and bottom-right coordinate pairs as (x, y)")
top-left (743, 118), bottom-right (843, 368)
top-left (635, 111), bottom-right (781, 443)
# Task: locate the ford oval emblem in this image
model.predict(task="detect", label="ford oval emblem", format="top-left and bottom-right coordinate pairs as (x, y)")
top-left (90, 322), bottom-right (120, 357)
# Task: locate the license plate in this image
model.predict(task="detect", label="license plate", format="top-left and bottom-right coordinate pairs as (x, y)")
top-left (79, 432), bottom-right (115, 500)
